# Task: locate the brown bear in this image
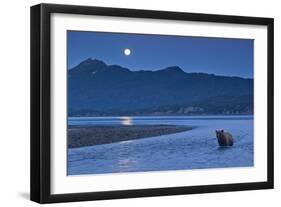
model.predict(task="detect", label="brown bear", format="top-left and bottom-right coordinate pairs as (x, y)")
top-left (215, 130), bottom-right (234, 146)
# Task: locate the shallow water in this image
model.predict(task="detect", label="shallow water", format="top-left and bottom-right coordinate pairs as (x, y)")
top-left (68, 115), bottom-right (253, 175)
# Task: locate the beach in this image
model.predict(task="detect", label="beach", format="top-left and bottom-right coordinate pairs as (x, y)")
top-left (68, 125), bottom-right (193, 148)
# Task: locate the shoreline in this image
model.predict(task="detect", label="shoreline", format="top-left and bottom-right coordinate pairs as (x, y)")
top-left (68, 125), bottom-right (194, 148)
top-left (69, 114), bottom-right (253, 118)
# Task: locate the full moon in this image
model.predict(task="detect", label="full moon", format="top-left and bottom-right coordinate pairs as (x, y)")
top-left (124, 48), bottom-right (131, 56)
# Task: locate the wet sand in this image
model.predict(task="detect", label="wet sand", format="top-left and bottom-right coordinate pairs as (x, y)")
top-left (68, 125), bottom-right (193, 148)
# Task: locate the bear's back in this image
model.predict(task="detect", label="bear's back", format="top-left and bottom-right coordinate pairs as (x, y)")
top-left (217, 131), bottom-right (233, 146)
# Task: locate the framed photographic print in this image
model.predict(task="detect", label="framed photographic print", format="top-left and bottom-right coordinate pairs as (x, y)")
top-left (30, 3), bottom-right (274, 203)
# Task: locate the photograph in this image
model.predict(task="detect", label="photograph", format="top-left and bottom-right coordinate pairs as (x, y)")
top-left (30, 3), bottom-right (273, 203)
top-left (67, 31), bottom-right (254, 175)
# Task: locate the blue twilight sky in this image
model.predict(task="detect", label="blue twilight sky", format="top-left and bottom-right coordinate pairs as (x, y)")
top-left (67, 31), bottom-right (254, 78)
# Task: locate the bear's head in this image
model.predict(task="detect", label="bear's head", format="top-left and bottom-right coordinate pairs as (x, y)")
top-left (216, 129), bottom-right (224, 138)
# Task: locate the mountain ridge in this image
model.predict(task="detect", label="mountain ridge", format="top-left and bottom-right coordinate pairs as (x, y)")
top-left (68, 58), bottom-right (253, 116)
top-left (70, 58), bottom-right (252, 80)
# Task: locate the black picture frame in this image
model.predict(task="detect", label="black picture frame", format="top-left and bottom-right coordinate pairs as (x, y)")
top-left (30, 3), bottom-right (274, 204)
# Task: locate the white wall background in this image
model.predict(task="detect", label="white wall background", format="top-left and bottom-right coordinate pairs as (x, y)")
top-left (0, 0), bottom-right (279, 206)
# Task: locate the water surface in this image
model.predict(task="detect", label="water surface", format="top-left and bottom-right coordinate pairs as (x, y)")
top-left (68, 115), bottom-right (253, 175)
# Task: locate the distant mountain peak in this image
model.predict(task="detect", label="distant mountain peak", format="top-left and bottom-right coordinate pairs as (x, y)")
top-left (160, 66), bottom-right (185, 73)
top-left (69, 58), bottom-right (108, 73)
top-left (79, 58), bottom-right (107, 67)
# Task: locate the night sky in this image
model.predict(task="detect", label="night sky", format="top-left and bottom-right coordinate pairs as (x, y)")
top-left (68, 31), bottom-right (253, 78)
